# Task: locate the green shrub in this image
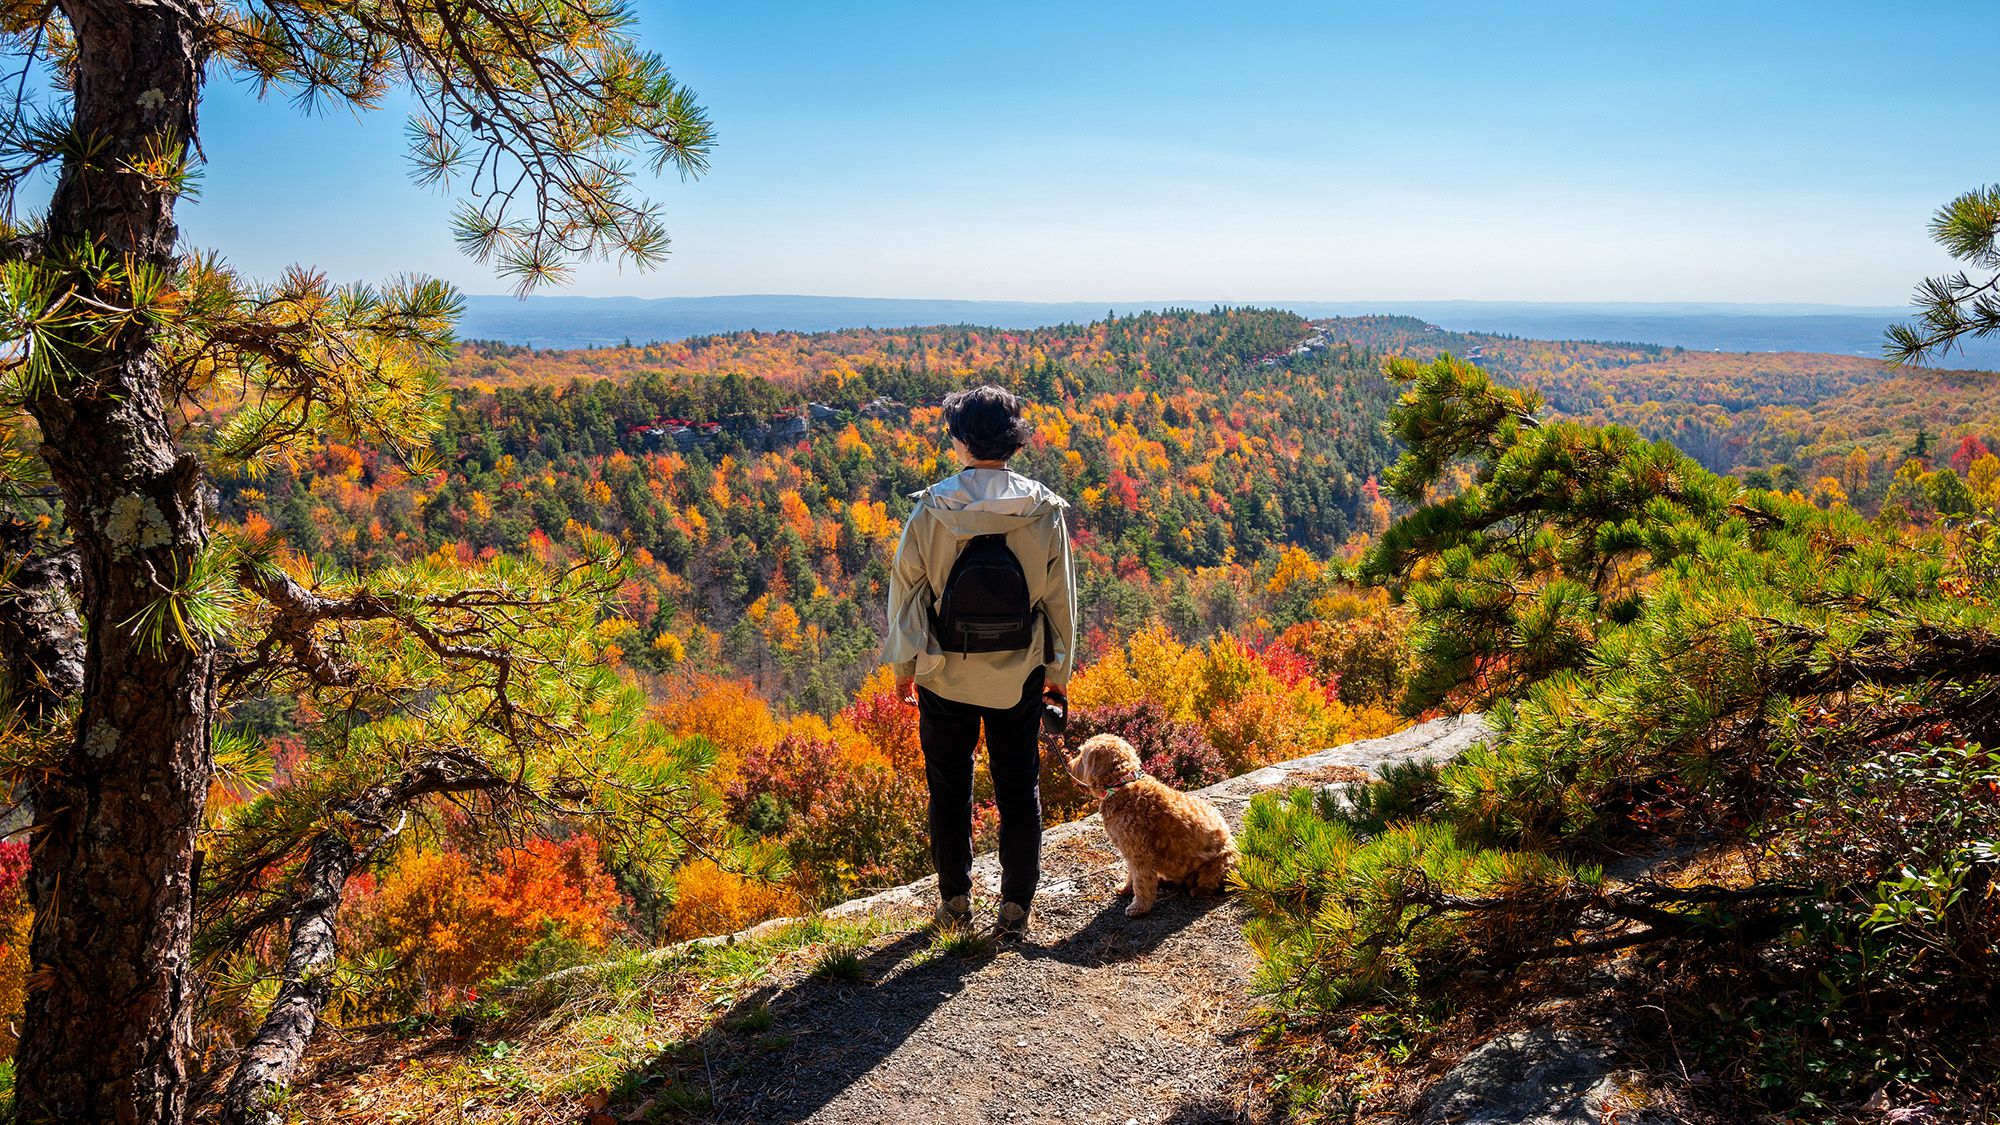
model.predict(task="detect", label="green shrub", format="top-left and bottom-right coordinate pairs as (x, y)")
top-left (1243, 356), bottom-right (2000, 1115)
top-left (1237, 786), bottom-right (1596, 1009)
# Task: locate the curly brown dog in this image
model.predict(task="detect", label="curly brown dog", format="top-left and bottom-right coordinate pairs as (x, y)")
top-left (1067, 733), bottom-right (1239, 917)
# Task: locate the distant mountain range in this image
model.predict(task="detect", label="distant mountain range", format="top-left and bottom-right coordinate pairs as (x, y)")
top-left (456, 294), bottom-right (2000, 368)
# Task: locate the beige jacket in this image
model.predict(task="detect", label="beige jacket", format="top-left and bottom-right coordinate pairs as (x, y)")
top-left (883, 468), bottom-right (1077, 709)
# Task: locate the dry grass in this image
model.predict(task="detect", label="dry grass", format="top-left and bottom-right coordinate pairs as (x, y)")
top-left (281, 908), bottom-right (926, 1124)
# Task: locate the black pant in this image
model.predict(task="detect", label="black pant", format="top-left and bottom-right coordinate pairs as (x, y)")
top-left (917, 667), bottom-right (1045, 908)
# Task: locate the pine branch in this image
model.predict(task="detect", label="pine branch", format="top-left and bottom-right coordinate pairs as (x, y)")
top-left (1413, 879), bottom-right (1820, 967)
top-left (0, 229), bottom-right (37, 265)
top-left (1764, 621), bottom-right (2000, 695)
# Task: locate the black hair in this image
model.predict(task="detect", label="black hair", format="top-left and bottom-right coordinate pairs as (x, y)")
top-left (942, 384), bottom-right (1032, 463)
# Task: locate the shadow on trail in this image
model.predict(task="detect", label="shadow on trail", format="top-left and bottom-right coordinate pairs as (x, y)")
top-left (600, 924), bottom-right (971, 1123)
top-left (1157, 1095), bottom-right (1279, 1125)
top-left (608, 888), bottom-right (1229, 1123)
top-left (1024, 887), bottom-right (1234, 970)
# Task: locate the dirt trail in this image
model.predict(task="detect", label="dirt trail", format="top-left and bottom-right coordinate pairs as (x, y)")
top-left (703, 716), bottom-right (1488, 1125)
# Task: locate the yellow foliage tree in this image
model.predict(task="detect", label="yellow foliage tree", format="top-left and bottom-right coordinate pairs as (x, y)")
top-left (1971, 453), bottom-right (2000, 502)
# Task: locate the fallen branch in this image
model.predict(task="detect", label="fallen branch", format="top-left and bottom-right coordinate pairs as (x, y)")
top-left (218, 755), bottom-right (514, 1125)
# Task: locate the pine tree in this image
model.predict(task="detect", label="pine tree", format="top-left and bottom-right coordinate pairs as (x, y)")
top-left (1239, 356), bottom-right (2000, 1102)
top-left (0, 1), bottom-right (713, 1120)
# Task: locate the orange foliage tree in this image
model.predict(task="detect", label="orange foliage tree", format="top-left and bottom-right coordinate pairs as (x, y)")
top-left (342, 837), bottom-right (625, 1007)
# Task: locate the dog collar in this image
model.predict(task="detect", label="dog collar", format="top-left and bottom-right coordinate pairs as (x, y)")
top-left (1100, 770), bottom-right (1146, 799)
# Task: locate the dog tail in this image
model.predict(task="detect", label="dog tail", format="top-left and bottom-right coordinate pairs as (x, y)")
top-left (1196, 840), bottom-right (1240, 893)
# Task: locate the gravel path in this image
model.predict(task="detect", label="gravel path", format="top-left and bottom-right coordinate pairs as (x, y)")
top-left (702, 716), bottom-right (1488, 1125)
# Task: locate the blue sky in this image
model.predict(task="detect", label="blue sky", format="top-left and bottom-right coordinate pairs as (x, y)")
top-left (174, 1), bottom-right (1983, 303)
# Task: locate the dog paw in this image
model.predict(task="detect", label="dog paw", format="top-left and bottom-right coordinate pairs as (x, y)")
top-left (1124, 900), bottom-right (1153, 918)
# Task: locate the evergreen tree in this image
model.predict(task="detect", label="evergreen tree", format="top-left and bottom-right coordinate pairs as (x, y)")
top-left (0, 0), bottom-right (713, 1119)
top-left (1244, 354), bottom-right (2000, 1111)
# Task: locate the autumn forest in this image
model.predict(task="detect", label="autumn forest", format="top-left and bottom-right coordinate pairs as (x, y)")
top-left (156, 303), bottom-right (2000, 1026)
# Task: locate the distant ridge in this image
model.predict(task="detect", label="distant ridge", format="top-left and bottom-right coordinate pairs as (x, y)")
top-left (456, 293), bottom-right (2000, 368)
top-left (456, 295), bottom-right (1175, 349)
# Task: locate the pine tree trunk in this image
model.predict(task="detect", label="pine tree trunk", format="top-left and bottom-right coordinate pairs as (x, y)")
top-left (219, 766), bottom-right (475, 1124)
top-left (14, 1), bottom-right (211, 1120)
top-left (0, 528), bottom-right (83, 723)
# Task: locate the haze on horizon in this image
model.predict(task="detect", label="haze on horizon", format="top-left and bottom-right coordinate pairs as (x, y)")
top-left (182, 1), bottom-right (1983, 307)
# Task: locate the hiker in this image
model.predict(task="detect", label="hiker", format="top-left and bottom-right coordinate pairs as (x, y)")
top-left (884, 384), bottom-right (1077, 941)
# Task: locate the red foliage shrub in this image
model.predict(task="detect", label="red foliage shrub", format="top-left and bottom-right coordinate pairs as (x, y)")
top-left (841, 680), bottom-right (922, 775)
top-left (732, 729), bottom-right (846, 820)
top-left (0, 840), bottom-right (29, 899)
top-left (1257, 631), bottom-right (1337, 703)
top-left (787, 764), bottom-right (931, 902)
top-left (0, 840), bottom-right (29, 1052)
top-left (1952, 434), bottom-right (1992, 475)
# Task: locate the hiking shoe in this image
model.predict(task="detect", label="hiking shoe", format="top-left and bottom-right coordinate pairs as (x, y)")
top-left (995, 902), bottom-right (1030, 942)
top-left (935, 894), bottom-right (972, 929)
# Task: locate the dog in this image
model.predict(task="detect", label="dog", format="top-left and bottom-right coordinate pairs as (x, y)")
top-left (1067, 733), bottom-right (1239, 917)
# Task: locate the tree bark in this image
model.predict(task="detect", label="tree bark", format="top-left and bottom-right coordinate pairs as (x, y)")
top-left (14, 0), bottom-right (212, 1120)
top-left (0, 526), bottom-right (83, 725)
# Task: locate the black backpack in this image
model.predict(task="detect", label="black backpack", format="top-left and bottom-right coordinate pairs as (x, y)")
top-left (932, 533), bottom-right (1043, 655)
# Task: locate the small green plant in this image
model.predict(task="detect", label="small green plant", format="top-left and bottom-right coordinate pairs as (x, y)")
top-left (650, 1082), bottom-right (713, 1116)
top-left (811, 948), bottom-right (864, 981)
top-left (726, 1001), bottom-right (773, 1034)
top-left (482, 924), bottom-right (608, 993)
top-left (938, 928), bottom-right (992, 960)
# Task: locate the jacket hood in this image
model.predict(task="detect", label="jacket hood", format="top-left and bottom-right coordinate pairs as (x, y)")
top-left (913, 468), bottom-right (1068, 535)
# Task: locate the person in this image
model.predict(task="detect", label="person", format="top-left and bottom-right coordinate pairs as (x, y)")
top-left (883, 384), bottom-right (1076, 941)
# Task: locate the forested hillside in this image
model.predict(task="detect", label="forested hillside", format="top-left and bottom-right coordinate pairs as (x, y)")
top-left (222, 308), bottom-right (1396, 715)
top-left (160, 307), bottom-right (1414, 1019)
top-left (222, 307), bottom-right (2000, 737)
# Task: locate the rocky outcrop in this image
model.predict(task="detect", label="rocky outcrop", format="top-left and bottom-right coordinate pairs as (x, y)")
top-left (1421, 1028), bottom-right (1680, 1125)
top-left (627, 714), bottom-right (1488, 957)
top-left (822, 713), bottom-right (1490, 921)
